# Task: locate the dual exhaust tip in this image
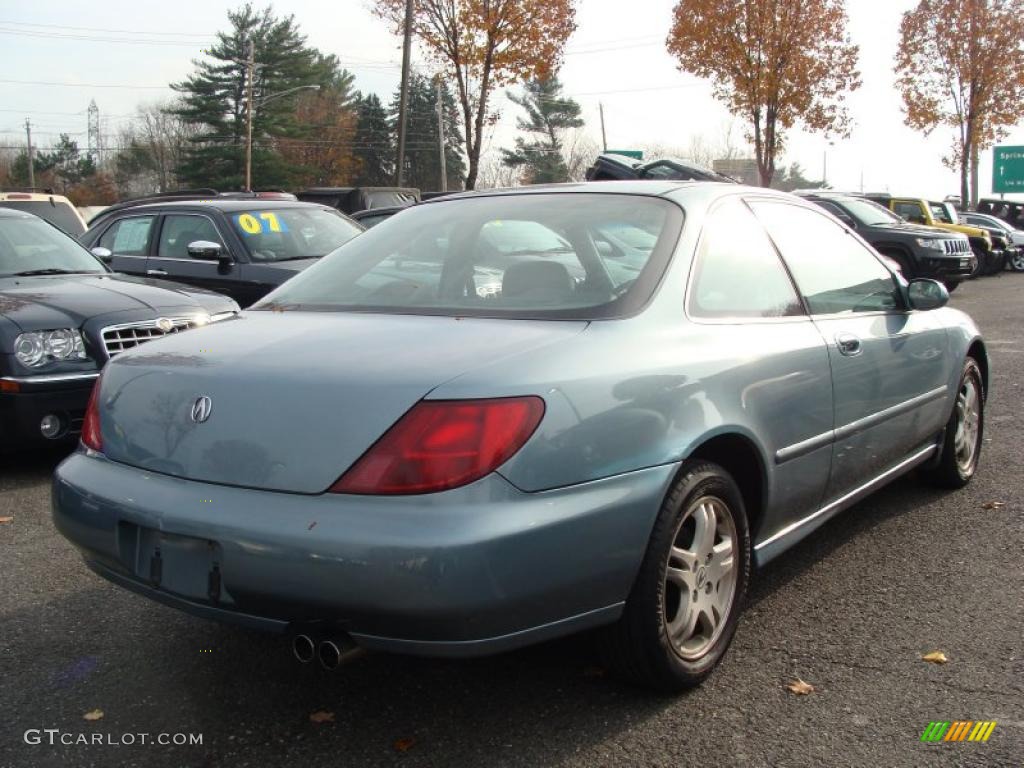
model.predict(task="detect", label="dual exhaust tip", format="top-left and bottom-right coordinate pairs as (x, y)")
top-left (292, 632), bottom-right (363, 670)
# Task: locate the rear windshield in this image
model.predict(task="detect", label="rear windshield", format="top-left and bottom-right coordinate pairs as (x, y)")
top-left (253, 193), bottom-right (683, 319)
top-left (0, 200), bottom-right (85, 236)
top-left (229, 207), bottom-right (362, 262)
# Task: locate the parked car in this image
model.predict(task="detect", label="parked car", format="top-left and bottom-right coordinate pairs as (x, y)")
top-left (586, 152), bottom-right (736, 183)
top-left (80, 200), bottom-right (362, 307)
top-left (297, 186), bottom-right (420, 215)
top-left (0, 208), bottom-right (237, 450)
top-left (350, 206), bottom-right (410, 229)
top-left (53, 183), bottom-right (986, 691)
top-left (961, 211), bottom-right (1024, 271)
top-left (799, 192), bottom-right (974, 289)
top-left (0, 190), bottom-right (87, 237)
top-left (865, 194), bottom-right (999, 277)
top-left (977, 199), bottom-right (1024, 228)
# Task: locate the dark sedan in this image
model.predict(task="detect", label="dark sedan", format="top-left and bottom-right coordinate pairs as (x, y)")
top-left (0, 208), bottom-right (237, 450)
top-left (81, 200), bottom-right (363, 307)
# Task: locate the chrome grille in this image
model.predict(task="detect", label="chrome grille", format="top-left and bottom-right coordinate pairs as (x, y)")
top-left (102, 318), bottom-right (198, 358)
top-left (942, 239), bottom-right (970, 255)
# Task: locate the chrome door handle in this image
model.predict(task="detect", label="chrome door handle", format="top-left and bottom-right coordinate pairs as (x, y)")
top-left (146, 269), bottom-right (168, 276)
top-left (835, 332), bottom-right (862, 357)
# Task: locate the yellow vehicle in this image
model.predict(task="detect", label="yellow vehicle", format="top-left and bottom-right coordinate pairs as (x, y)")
top-left (865, 194), bottom-right (997, 277)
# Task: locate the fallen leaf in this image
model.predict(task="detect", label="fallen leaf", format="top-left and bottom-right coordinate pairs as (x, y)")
top-left (981, 501), bottom-right (1005, 510)
top-left (309, 710), bottom-right (335, 724)
top-left (394, 737), bottom-right (416, 752)
top-left (82, 709), bottom-right (104, 721)
top-left (785, 678), bottom-right (815, 695)
top-left (922, 650), bottom-right (948, 664)
top-left (0, 516), bottom-right (13, 524)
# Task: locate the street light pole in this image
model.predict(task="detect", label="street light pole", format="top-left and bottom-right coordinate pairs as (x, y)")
top-left (436, 75), bottom-right (447, 192)
top-left (25, 119), bottom-right (34, 188)
top-left (244, 39), bottom-right (255, 192)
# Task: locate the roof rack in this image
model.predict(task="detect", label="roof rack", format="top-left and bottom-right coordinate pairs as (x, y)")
top-left (0, 187), bottom-right (56, 194)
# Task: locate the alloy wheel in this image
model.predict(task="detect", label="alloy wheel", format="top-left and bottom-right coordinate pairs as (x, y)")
top-left (954, 376), bottom-right (981, 475)
top-left (663, 496), bottom-right (738, 661)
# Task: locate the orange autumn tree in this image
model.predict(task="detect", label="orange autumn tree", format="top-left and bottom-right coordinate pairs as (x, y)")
top-left (895, 0), bottom-right (1024, 209)
top-left (666, 0), bottom-right (860, 187)
top-left (374, 0), bottom-right (577, 189)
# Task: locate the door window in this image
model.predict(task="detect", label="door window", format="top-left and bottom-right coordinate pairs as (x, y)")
top-left (688, 199), bottom-right (804, 319)
top-left (750, 202), bottom-right (900, 315)
top-left (98, 216), bottom-right (155, 256)
top-left (158, 215), bottom-right (224, 258)
top-left (894, 201), bottom-right (925, 223)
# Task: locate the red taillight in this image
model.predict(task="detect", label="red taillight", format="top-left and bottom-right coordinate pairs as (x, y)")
top-left (331, 397), bottom-right (545, 495)
top-left (81, 376), bottom-right (103, 452)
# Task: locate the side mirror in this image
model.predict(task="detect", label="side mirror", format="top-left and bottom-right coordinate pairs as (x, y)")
top-left (187, 241), bottom-right (229, 262)
top-left (907, 278), bottom-right (949, 311)
top-left (90, 246), bottom-right (113, 264)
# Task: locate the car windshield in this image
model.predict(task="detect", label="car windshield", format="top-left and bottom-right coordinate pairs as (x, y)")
top-left (929, 203), bottom-right (955, 224)
top-left (837, 198), bottom-right (903, 226)
top-left (0, 215), bottom-right (105, 277)
top-left (0, 199), bottom-right (85, 236)
top-left (967, 214), bottom-right (1009, 232)
top-left (229, 207), bottom-right (362, 262)
top-left (253, 194), bottom-right (683, 319)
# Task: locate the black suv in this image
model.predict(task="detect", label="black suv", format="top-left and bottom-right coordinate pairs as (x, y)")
top-left (798, 192), bottom-right (975, 290)
top-left (81, 199), bottom-right (362, 307)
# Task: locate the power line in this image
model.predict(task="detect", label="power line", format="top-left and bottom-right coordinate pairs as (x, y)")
top-left (0, 78), bottom-right (172, 89)
top-left (0, 19), bottom-right (217, 37)
top-left (0, 28), bottom-right (213, 46)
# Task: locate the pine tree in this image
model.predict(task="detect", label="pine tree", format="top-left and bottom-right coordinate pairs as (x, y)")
top-left (390, 74), bottom-right (465, 191)
top-left (171, 3), bottom-right (337, 190)
top-left (502, 77), bottom-right (583, 185)
top-left (352, 94), bottom-right (393, 186)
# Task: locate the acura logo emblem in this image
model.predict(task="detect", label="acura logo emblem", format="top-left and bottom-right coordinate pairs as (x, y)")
top-left (156, 317), bottom-right (174, 333)
top-left (190, 396), bottom-right (213, 423)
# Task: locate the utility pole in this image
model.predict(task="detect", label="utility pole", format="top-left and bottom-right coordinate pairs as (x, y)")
top-left (436, 76), bottom-right (447, 192)
top-left (244, 39), bottom-right (255, 192)
top-left (25, 119), bottom-right (34, 187)
top-left (395, 0), bottom-right (414, 187)
top-left (599, 103), bottom-right (607, 151)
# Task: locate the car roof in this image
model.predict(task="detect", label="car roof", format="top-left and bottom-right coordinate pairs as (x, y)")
top-left (421, 180), bottom-right (771, 205)
top-left (0, 191), bottom-right (75, 203)
top-left (103, 199), bottom-right (332, 214)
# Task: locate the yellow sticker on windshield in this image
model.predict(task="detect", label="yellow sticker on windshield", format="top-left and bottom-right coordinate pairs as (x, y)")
top-left (234, 212), bottom-right (288, 234)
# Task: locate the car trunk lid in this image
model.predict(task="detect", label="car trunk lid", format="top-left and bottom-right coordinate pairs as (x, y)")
top-left (98, 311), bottom-right (584, 494)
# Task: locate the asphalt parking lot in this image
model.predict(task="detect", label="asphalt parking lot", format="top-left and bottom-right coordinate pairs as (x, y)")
top-left (1, 275), bottom-right (1021, 768)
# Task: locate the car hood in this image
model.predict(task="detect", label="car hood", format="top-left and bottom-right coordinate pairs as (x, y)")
top-left (0, 273), bottom-right (226, 332)
top-left (96, 311), bottom-right (586, 494)
top-left (260, 257), bottom-right (320, 273)
top-left (872, 222), bottom-right (959, 238)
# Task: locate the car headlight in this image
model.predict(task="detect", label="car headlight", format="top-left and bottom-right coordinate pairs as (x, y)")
top-left (14, 329), bottom-right (88, 368)
top-left (209, 310), bottom-right (238, 322)
top-left (915, 238), bottom-right (945, 251)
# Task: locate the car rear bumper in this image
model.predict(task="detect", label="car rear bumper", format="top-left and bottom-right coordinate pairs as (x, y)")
top-left (52, 452), bottom-right (676, 656)
top-left (0, 373), bottom-right (98, 448)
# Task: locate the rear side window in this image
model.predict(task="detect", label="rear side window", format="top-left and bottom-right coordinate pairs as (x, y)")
top-left (99, 216), bottom-right (156, 256)
top-left (158, 215), bottom-right (224, 258)
top-left (688, 199), bottom-right (803, 319)
top-left (0, 200), bottom-right (84, 236)
top-left (750, 202), bottom-right (899, 315)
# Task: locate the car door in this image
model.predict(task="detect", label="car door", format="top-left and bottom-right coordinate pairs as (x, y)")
top-left (686, 198), bottom-right (834, 542)
top-left (751, 200), bottom-right (952, 501)
top-left (94, 215), bottom-right (157, 276)
top-left (147, 213), bottom-right (245, 300)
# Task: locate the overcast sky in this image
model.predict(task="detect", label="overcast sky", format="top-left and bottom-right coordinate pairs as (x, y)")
top-left (2, 0), bottom-right (1022, 198)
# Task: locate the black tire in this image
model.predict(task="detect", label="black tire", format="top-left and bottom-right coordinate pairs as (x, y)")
top-left (943, 279), bottom-right (959, 294)
top-left (968, 247), bottom-right (985, 278)
top-left (883, 251), bottom-right (913, 280)
top-left (922, 357), bottom-right (984, 489)
top-left (600, 461), bottom-right (751, 692)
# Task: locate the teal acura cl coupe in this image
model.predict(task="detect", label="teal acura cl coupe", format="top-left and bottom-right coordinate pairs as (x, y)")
top-left (53, 182), bottom-right (986, 691)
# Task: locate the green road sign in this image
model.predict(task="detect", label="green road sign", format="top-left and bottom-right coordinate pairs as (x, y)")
top-left (607, 149), bottom-right (644, 160)
top-left (993, 146), bottom-right (1024, 193)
